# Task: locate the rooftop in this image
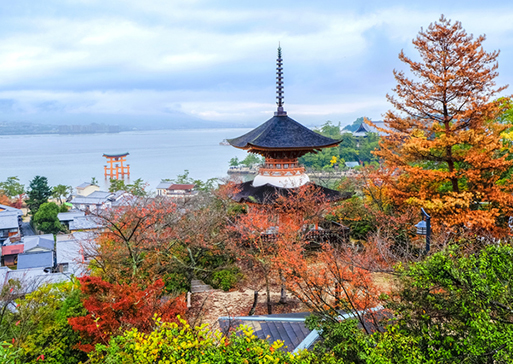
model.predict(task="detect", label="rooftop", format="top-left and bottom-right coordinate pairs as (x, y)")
top-left (0, 213), bottom-right (20, 230)
top-left (353, 120), bottom-right (389, 137)
top-left (228, 115), bottom-right (340, 151)
top-left (103, 152), bottom-right (129, 158)
top-left (168, 184), bottom-right (195, 190)
top-left (17, 251), bottom-right (54, 270)
top-left (23, 234), bottom-right (54, 253)
top-left (2, 244), bottom-right (24, 256)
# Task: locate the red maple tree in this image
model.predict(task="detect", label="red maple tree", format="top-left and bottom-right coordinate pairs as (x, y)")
top-left (68, 276), bottom-right (186, 352)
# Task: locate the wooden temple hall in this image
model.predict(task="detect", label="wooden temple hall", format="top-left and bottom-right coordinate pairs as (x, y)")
top-left (103, 153), bottom-right (130, 179)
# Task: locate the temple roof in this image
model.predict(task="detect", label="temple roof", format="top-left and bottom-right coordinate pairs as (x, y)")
top-left (231, 181), bottom-right (351, 205)
top-left (228, 115), bottom-right (341, 151)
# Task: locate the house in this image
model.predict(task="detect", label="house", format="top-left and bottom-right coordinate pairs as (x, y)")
top-left (16, 234), bottom-right (55, 270)
top-left (0, 204), bottom-right (23, 243)
top-left (156, 182), bottom-right (197, 199)
top-left (68, 216), bottom-right (103, 232)
top-left (58, 210), bottom-right (86, 230)
top-left (75, 182), bottom-right (100, 197)
top-left (0, 267), bottom-right (69, 294)
top-left (70, 190), bottom-right (131, 212)
top-left (1, 243), bottom-right (24, 266)
top-left (56, 233), bottom-right (89, 275)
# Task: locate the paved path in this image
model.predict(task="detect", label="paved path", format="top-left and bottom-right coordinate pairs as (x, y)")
top-left (21, 221), bottom-right (36, 236)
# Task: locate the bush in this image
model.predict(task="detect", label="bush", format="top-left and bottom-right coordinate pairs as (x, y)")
top-left (209, 269), bottom-right (241, 291)
top-left (89, 316), bottom-right (328, 364)
top-left (163, 272), bottom-right (190, 293)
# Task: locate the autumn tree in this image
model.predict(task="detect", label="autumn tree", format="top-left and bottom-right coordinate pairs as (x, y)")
top-left (68, 276), bottom-right (186, 352)
top-left (373, 15), bottom-right (513, 234)
top-left (87, 198), bottom-right (179, 285)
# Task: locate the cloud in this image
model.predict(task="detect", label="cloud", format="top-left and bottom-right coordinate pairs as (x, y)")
top-left (0, 1), bottom-right (512, 126)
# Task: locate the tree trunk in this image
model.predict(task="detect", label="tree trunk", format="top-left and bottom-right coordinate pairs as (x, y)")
top-left (265, 273), bottom-right (272, 314)
top-left (279, 270), bottom-right (287, 304)
top-left (248, 291), bottom-right (258, 316)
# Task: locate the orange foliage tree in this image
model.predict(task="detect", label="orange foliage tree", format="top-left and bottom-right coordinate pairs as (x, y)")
top-left (87, 198), bottom-right (179, 285)
top-left (68, 276), bottom-right (186, 352)
top-left (373, 15), bottom-right (513, 234)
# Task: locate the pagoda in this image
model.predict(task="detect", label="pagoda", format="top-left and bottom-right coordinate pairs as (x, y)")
top-left (228, 47), bottom-right (349, 204)
top-left (103, 153), bottom-right (130, 180)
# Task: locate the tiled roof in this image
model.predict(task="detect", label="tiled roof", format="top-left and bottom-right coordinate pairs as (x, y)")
top-left (353, 121), bottom-right (388, 137)
top-left (76, 182), bottom-right (93, 189)
top-left (2, 244), bottom-right (24, 256)
top-left (17, 251), bottom-right (54, 269)
top-left (156, 182), bottom-right (173, 190)
top-left (168, 184), bottom-right (195, 190)
top-left (69, 216), bottom-right (103, 231)
top-left (0, 213), bottom-right (19, 230)
top-left (23, 235), bottom-right (54, 252)
top-left (0, 204), bottom-right (23, 216)
top-left (231, 181), bottom-right (351, 204)
top-left (228, 115), bottom-right (341, 150)
top-left (58, 211), bottom-right (86, 222)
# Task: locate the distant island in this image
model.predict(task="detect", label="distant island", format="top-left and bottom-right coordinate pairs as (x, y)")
top-left (0, 122), bottom-right (127, 135)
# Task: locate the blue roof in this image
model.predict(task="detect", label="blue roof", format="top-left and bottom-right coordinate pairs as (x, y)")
top-left (17, 251), bottom-right (54, 269)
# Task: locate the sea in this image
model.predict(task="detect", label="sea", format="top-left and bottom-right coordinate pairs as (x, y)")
top-left (0, 128), bottom-right (251, 191)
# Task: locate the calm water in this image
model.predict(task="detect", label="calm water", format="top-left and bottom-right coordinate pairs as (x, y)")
top-left (0, 128), bottom-right (251, 191)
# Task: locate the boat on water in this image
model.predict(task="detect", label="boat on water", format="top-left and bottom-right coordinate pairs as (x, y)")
top-left (219, 139), bottom-right (230, 146)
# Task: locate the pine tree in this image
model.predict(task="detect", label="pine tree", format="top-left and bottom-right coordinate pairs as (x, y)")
top-left (373, 15), bottom-right (513, 234)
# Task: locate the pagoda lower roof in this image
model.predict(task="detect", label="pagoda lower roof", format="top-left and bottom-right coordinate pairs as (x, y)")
top-left (228, 115), bottom-right (340, 150)
top-left (231, 181), bottom-right (352, 205)
top-left (103, 152), bottom-right (129, 158)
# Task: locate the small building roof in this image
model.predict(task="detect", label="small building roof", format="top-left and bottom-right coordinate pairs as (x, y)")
top-left (228, 115), bottom-right (341, 151)
top-left (168, 184), bottom-right (195, 190)
top-left (0, 204), bottom-right (23, 217)
top-left (353, 120), bottom-right (388, 137)
top-left (69, 216), bottom-right (103, 231)
top-left (0, 213), bottom-right (20, 230)
top-left (58, 211), bottom-right (86, 222)
top-left (218, 313), bottom-right (314, 353)
top-left (2, 244), bottom-right (24, 256)
top-left (17, 251), bottom-right (54, 270)
top-left (87, 191), bottom-right (113, 199)
top-left (345, 161), bottom-right (359, 168)
top-left (76, 182), bottom-right (93, 189)
top-left (23, 234), bottom-right (54, 252)
top-left (156, 182), bottom-right (173, 190)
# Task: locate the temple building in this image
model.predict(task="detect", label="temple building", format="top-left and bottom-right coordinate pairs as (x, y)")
top-left (228, 47), bottom-right (350, 205)
top-left (103, 153), bottom-right (130, 180)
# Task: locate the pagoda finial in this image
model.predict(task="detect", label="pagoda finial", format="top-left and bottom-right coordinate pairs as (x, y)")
top-left (275, 43), bottom-right (287, 116)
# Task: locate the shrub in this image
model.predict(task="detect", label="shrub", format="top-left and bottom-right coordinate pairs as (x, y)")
top-left (209, 269), bottom-right (241, 291)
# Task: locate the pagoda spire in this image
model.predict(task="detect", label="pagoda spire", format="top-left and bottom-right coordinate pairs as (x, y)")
top-left (275, 44), bottom-right (287, 116)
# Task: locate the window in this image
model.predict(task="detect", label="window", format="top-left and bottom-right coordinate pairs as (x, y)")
top-left (276, 164), bottom-right (281, 169)
top-left (284, 164), bottom-right (289, 169)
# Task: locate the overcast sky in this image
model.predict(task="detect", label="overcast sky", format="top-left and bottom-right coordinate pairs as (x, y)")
top-left (1, 0), bottom-right (512, 128)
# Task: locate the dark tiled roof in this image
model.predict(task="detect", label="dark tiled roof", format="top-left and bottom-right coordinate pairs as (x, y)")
top-left (218, 317), bottom-right (312, 352)
top-left (228, 115), bottom-right (340, 150)
top-left (231, 181), bottom-right (351, 205)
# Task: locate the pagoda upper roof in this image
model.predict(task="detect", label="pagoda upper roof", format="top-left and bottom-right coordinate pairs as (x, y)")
top-left (228, 115), bottom-right (341, 151)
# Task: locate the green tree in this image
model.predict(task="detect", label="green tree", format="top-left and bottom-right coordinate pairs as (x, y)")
top-left (25, 176), bottom-right (52, 215)
top-left (240, 154), bottom-right (264, 167)
top-left (108, 178), bottom-right (147, 196)
top-left (0, 177), bottom-right (25, 199)
top-left (1, 281), bottom-right (87, 364)
top-left (229, 156), bottom-right (240, 166)
top-left (51, 184), bottom-right (72, 205)
top-left (90, 177), bottom-right (99, 186)
top-left (33, 202), bottom-right (64, 234)
top-left (168, 170), bottom-right (217, 191)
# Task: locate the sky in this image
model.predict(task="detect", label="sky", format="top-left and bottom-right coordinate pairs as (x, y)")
top-left (1, 0), bottom-right (513, 129)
